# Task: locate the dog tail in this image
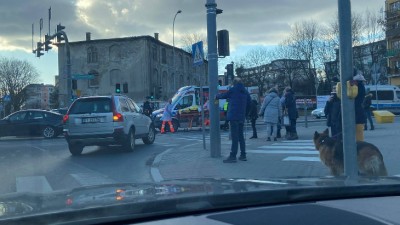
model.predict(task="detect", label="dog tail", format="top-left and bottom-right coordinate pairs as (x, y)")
top-left (365, 155), bottom-right (388, 176)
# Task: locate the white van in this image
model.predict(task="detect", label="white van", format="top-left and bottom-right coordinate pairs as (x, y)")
top-left (364, 85), bottom-right (400, 114)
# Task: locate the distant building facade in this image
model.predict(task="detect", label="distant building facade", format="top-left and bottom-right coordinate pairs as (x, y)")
top-left (385, 0), bottom-right (400, 79)
top-left (23, 84), bottom-right (55, 109)
top-left (57, 34), bottom-right (208, 107)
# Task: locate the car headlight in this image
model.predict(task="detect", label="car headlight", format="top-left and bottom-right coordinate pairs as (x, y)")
top-left (156, 114), bottom-right (162, 118)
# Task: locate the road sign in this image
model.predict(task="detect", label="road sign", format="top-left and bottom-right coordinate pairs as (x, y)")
top-left (192, 41), bottom-right (204, 66)
top-left (72, 74), bottom-right (94, 80)
top-left (3, 95), bottom-right (11, 102)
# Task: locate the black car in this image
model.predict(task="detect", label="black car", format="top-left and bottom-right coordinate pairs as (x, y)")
top-left (0, 109), bottom-right (63, 138)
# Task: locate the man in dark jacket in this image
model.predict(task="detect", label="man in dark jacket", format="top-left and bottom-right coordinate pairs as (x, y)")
top-left (248, 98), bottom-right (258, 139)
top-left (143, 97), bottom-right (153, 117)
top-left (324, 92), bottom-right (342, 139)
top-left (363, 91), bottom-right (374, 130)
top-left (216, 78), bottom-right (251, 163)
top-left (283, 87), bottom-right (298, 140)
top-left (353, 73), bottom-right (367, 141)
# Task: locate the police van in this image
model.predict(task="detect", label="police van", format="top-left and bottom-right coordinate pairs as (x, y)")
top-left (364, 85), bottom-right (400, 114)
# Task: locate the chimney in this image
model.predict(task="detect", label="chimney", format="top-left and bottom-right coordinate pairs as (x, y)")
top-left (86, 32), bottom-right (91, 41)
top-left (154, 33), bottom-right (159, 40)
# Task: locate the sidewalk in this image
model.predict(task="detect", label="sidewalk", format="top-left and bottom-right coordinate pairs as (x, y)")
top-left (152, 117), bottom-right (400, 182)
top-left (151, 122), bottom-right (331, 182)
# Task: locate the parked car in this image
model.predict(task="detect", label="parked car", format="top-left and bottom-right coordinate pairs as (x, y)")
top-left (63, 95), bottom-right (156, 155)
top-left (311, 108), bottom-right (326, 119)
top-left (0, 109), bottom-right (63, 138)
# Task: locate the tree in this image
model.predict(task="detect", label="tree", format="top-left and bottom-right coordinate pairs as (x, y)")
top-left (0, 57), bottom-right (39, 115)
top-left (180, 32), bottom-right (208, 57)
top-left (49, 87), bottom-right (60, 109)
top-left (234, 47), bottom-right (272, 96)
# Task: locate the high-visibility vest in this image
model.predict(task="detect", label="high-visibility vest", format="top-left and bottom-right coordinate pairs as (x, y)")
top-left (223, 102), bottom-right (228, 111)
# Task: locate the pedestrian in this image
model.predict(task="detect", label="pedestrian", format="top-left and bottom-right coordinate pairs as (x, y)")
top-left (280, 92), bottom-right (290, 138)
top-left (363, 91), bottom-right (375, 130)
top-left (283, 87), bottom-right (299, 140)
top-left (353, 72), bottom-right (367, 141)
top-left (248, 97), bottom-right (258, 139)
top-left (259, 88), bottom-right (282, 141)
top-left (160, 98), bottom-right (175, 134)
top-left (143, 96), bottom-right (153, 117)
top-left (324, 91), bottom-right (342, 139)
top-left (216, 78), bottom-right (251, 163)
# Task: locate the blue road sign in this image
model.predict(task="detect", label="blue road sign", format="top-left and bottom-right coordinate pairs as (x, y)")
top-left (72, 74), bottom-right (95, 80)
top-left (192, 41), bottom-right (204, 66)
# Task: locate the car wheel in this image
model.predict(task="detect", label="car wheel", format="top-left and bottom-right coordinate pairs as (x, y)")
top-left (69, 144), bottom-right (83, 156)
top-left (123, 128), bottom-right (135, 152)
top-left (43, 126), bottom-right (56, 138)
top-left (142, 124), bottom-right (156, 144)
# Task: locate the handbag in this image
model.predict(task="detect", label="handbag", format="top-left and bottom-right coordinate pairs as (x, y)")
top-left (283, 111), bottom-right (290, 126)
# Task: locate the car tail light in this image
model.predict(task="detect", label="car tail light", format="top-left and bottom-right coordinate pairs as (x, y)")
top-left (111, 97), bottom-right (123, 122)
top-left (63, 114), bottom-right (69, 124)
top-left (66, 198), bottom-right (73, 206)
top-left (113, 112), bottom-right (123, 122)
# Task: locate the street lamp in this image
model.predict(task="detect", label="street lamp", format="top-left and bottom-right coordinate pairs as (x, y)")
top-left (173, 10), bottom-right (182, 91)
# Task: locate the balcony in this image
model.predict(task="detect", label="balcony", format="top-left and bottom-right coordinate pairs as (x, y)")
top-left (387, 48), bottom-right (400, 57)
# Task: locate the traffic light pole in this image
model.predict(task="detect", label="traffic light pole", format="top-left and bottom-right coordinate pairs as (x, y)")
top-left (206, 0), bottom-right (221, 158)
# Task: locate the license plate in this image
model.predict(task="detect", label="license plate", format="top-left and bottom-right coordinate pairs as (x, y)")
top-left (82, 117), bottom-right (101, 123)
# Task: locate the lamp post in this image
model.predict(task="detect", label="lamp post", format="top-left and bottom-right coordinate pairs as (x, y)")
top-left (316, 69), bottom-right (321, 96)
top-left (173, 10), bottom-right (182, 91)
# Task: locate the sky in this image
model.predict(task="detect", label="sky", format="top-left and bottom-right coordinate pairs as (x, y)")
top-left (0, 0), bottom-right (385, 85)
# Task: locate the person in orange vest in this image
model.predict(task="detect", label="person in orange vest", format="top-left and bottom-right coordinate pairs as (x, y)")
top-left (160, 98), bottom-right (175, 134)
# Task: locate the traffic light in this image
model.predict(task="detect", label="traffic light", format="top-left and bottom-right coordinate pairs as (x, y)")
top-left (123, 83), bottom-right (128, 93)
top-left (158, 86), bottom-right (162, 98)
top-left (44, 34), bottom-right (52, 51)
top-left (115, 83), bottom-right (121, 93)
top-left (56, 23), bottom-right (65, 43)
top-left (36, 42), bottom-right (44, 57)
top-left (72, 79), bottom-right (77, 90)
top-left (217, 30), bottom-right (230, 57)
top-left (218, 80), bottom-right (222, 86)
top-left (225, 63), bottom-right (234, 84)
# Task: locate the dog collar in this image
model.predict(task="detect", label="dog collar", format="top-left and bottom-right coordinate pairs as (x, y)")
top-left (319, 136), bottom-right (329, 145)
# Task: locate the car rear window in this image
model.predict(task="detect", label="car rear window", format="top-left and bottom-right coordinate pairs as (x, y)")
top-left (69, 98), bottom-right (112, 114)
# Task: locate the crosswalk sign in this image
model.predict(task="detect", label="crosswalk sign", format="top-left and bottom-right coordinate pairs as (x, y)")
top-left (192, 41), bottom-right (204, 66)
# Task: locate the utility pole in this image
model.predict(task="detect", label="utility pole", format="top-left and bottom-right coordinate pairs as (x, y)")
top-left (338, 0), bottom-right (358, 179)
top-left (206, 0), bottom-right (221, 157)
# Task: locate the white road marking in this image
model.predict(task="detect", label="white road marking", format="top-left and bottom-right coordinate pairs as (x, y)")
top-left (258, 146), bottom-right (316, 150)
top-left (16, 176), bottom-right (53, 193)
top-left (247, 150), bottom-right (318, 155)
top-left (283, 156), bottom-right (321, 162)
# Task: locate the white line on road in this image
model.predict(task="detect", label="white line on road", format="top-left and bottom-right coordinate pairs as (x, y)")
top-left (283, 156), bottom-right (321, 162)
top-left (16, 176), bottom-right (53, 193)
top-left (247, 150), bottom-right (319, 155)
top-left (282, 140), bottom-right (314, 143)
top-left (271, 143), bottom-right (315, 146)
top-left (258, 146), bottom-right (317, 150)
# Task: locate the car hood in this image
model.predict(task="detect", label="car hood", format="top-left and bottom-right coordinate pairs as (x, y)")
top-left (2, 176), bottom-right (400, 223)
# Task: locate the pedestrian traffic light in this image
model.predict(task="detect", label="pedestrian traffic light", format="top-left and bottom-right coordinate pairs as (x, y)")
top-left (123, 83), bottom-right (128, 93)
top-left (56, 23), bottom-right (65, 43)
top-left (225, 63), bottom-right (234, 84)
top-left (44, 35), bottom-right (52, 51)
top-left (36, 42), bottom-right (44, 57)
top-left (115, 83), bottom-right (121, 93)
top-left (218, 80), bottom-right (222, 86)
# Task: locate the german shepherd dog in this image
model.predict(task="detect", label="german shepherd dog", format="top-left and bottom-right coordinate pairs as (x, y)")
top-left (313, 129), bottom-right (387, 176)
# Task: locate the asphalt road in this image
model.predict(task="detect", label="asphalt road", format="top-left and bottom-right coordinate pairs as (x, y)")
top-left (0, 118), bottom-right (398, 195)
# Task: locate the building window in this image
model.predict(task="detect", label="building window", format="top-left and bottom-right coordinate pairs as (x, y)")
top-left (153, 47), bottom-right (158, 61)
top-left (110, 69), bottom-right (121, 85)
top-left (109, 45), bottom-right (121, 61)
top-left (88, 71), bottom-right (100, 87)
top-left (162, 48), bottom-right (167, 64)
top-left (87, 47), bottom-right (98, 63)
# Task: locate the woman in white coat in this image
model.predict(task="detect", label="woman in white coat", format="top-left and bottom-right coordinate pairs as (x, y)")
top-left (259, 88), bottom-right (282, 141)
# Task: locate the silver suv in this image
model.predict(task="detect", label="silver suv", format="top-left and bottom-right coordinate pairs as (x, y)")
top-left (63, 95), bottom-right (156, 155)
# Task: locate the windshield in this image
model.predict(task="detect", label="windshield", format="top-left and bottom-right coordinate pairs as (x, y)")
top-left (1, 0), bottom-right (398, 224)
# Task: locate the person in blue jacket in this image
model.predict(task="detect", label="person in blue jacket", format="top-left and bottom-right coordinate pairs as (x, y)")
top-left (216, 78), bottom-right (251, 163)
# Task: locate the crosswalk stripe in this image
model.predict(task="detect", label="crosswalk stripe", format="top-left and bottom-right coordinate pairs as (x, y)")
top-left (283, 156), bottom-right (321, 162)
top-left (258, 146), bottom-right (316, 150)
top-left (247, 150), bottom-right (318, 155)
top-left (282, 140), bottom-right (313, 143)
top-left (271, 143), bottom-right (314, 146)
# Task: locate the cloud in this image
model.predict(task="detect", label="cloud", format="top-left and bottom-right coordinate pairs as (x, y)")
top-left (0, 0), bottom-right (385, 52)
